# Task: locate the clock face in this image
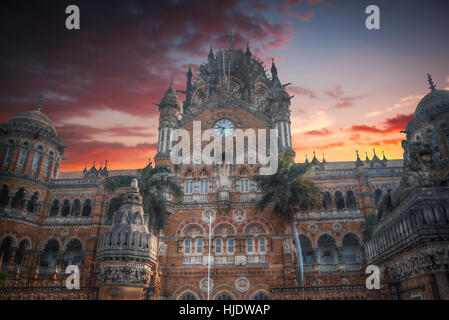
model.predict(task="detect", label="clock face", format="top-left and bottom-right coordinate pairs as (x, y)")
top-left (213, 118), bottom-right (236, 137)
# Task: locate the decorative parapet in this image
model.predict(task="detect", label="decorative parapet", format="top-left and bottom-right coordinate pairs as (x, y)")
top-left (365, 187), bottom-right (449, 262)
top-left (97, 261), bottom-right (151, 288)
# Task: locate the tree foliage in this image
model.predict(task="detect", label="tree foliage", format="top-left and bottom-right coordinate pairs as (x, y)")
top-left (104, 163), bottom-right (182, 230)
top-left (254, 151), bottom-right (321, 285)
top-left (360, 214), bottom-right (379, 242)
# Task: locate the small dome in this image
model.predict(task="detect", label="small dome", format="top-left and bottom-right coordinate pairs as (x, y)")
top-left (406, 89), bottom-right (449, 133)
top-left (8, 108), bottom-right (57, 135)
top-left (415, 89), bottom-right (449, 115)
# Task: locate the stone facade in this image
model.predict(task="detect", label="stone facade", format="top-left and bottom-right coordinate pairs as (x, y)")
top-left (1, 41), bottom-right (446, 300)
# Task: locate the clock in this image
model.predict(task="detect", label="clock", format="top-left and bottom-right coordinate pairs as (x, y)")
top-left (213, 118), bottom-right (236, 137)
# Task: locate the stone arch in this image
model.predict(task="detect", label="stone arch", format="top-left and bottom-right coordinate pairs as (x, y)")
top-left (213, 287), bottom-right (239, 300)
top-left (374, 189), bottom-right (383, 206)
top-left (172, 285), bottom-right (202, 300)
top-left (82, 199), bottom-right (92, 216)
top-left (243, 221), bottom-right (268, 235)
top-left (61, 199), bottom-right (71, 216)
top-left (180, 223), bottom-right (206, 238)
top-left (27, 191), bottom-right (41, 213)
top-left (212, 222), bottom-right (237, 236)
top-left (49, 199), bottom-right (60, 216)
top-left (71, 199), bottom-right (81, 216)
top-left (62, 238), bottom-right (83, 267)
top-left (316, 233), bottom-right (338, 264)
top-left (211, 217), bottom-right (240, 234)
top-left (11, 187), bottom-right (27, 209)
top-left (250, 290), bottom-right (270, 300)
top-left (182, 167), bottom-right (195, 178)
top-left (239, 217), bottom-right (274, 234)
top-left (178, 290), bottom-right (200, 300)
top-left (334, 191), bottom-right (345, 210)
top-left (0, 236), bottom-right (15, 270)
top-left (236, 165), bottom-right (250, 177)
top-left (346, 190), bottom-right (357, 209)
top-left (0, 184), bottom-right (10, 207)
top-left (39, 238), bottom-right (60, 268)
top-left (322, 191), bottom-right (332, 210)
top-left (298, 234), bottom-right (314, 264)
top-left (14, 239), bottom-right (31, 266)
top-left (341, 233), bottom-right (363, 263)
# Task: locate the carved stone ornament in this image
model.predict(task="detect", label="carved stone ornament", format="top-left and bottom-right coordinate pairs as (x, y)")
top-left (235, 277), bottom-right (250, 292)
top-left (199, 277), bottom-right (214, 292)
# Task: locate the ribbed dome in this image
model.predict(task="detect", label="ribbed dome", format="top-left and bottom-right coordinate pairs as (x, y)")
top-left (415, 89), bottom-right (449, 115)
top-left (8, 108), bottom-right (57, 135)
top-left (406, 89), bottom-right (449, 134)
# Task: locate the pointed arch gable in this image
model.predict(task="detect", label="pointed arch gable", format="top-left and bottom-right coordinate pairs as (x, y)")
top-left (176, 218), bottom-right (209, 237)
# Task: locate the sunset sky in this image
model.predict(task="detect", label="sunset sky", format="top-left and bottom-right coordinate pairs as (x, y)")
top-left (1, 0), bottom-right (448, 171)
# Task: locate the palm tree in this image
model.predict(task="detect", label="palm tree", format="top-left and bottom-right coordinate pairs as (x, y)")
top-left (104, 161), bottom-right (182, 230)
top-left (255, 151), bottom-right (320, 286)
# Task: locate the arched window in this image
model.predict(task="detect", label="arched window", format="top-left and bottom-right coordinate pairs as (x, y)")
top-left (184, 239), bottom-right (191, 254)
top-left (317, 234), bottom-right (338, 264)
top-left (227, 238), bottom-right (234, 253)
top-left (16, 149), bottom-right (28, 174)
top-left (11, 188), bottom-right (26, 209)
top-left (259, 237), bottom-right (266, 253)
top-left (71, 199), bottom-right (81, 216)
top-left (81, 199), bottom-right (92, 216)
top-left (180, 292), bottom-right (197, 300)
top-left (346, 190), bottom-right (357, 209)
top-left (196, 239), bottom-right (203, 254)
top-left (2, 147), bottom-right (13, 170)
top-left (40, 239), bottom-right (60, 268)
top-left (341, 233), bottom-right (362, 263)
top-left (0, 236), bottom-right (13, 271)
top-left (299, 235), bottom-right (314, 264)
top-left (335, 191), bottom-right (345, 210)
top-left (322, 192), bottom-right (332, 210)
top-left (14, 239), bottom-right (30, 266)
top-left (27, 191), bottom-right (40, 213)
top-left (50, 200), bottom-right (59, 216)
top-left (216, 293), bottom-right (233, 300)
top-left (30, 152), bottom-right (41, 177)
top-left (63, 239), bottom-right (83, 267)
top-left (61, 199), bottom-right (70, 217)
top-left (374, 189), bottom-right (382, 206)
top-left (247, 238), bottom-right (254, 253)
top-left (252, 292), bottom-right (269, 300)
top-left (0, 185), bottom-right (10, 207)
top-left (215, 238), bottom-right (222, 254)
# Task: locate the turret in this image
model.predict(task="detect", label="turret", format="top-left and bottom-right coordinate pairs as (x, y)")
top-left (155, 80), bottom-right (180, 165)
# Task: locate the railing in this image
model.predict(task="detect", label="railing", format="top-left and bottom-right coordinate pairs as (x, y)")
top-left (182, 255), bottom-right (203, 265)
top-left (239, 192), bottom-right (262, 202)
top-left (182, 254), bottom-right (267, 266)
top-left (296, 208), bottom-right (361, 218)
top-left (247, 254), bottom-right (267, 264)
top-left (183, 194), bottom-right (208, 203)
top-left (340, 262), bottom-right (362, 272)
top-left (0, 207), bottom-right (35, 220)
top-left (318, 264), bottom-right (338, 273)
top-left (303, 264), bottom-right (314, 272)
top-left (44, 215), bottom-right (91, 224)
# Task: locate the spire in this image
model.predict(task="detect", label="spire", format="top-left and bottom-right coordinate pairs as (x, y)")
top-left (311, 150), bottom-right (319, 164)
top-left (245, 42), bottom-right (252, 58)
top-left (305, 154), bottom-right (309, 164)
top-left (99, 162), bottom-right (103, 171)
top-left (382, 151), bottom-right (387, 161)
top-left (37, 95), bottom-right (43, 111)
top-left (208, 45), bottom-right (214, 61)
top-left (355, 150), bottom-right (364, 166)
top-left (158, 78), bottom-right (180, 107)
top-left (83, 162), bottom-right (87, 172)
top-left (322, 153), bottom-right (326, 163)
top-left (427, 73), bottom-right (436, 91)
top-left (104, 160), bottom-right (108, 170)
top-left (372, 148), bottom-right (380, 160)
top-left (365, 152), bottom-right (370, 162)
top-left (229, 31), bottom-right (234, 49)
top-left (271, 58), bottom-right (278, 80)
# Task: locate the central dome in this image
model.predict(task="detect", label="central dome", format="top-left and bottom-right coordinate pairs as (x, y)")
top-left (8, 108), bottom-right (57, 135)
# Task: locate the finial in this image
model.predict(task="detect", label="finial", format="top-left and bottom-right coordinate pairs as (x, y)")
top-left (373, 148), bottom-right (376, 156)
top-left (365, 152), bottom-right (369, 161)
top-left (427, 73), bottom-right (436, 91)
top-left (229, 31), bottom-right (234, 49)
top-left (382, 151), bottom-right (387, 161)
top-left (305, 154), bottom-right (309, 163)
top-left (93, 160), bottom-right (96, 168)
top-left (37, 95), bottom-right (43, 111)
top-left (99, 162), bottom-right (103, 170)
top-left (322, 153), bottom-right (326, 163)
top-left (104, 160), bottom-right (108, 169)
